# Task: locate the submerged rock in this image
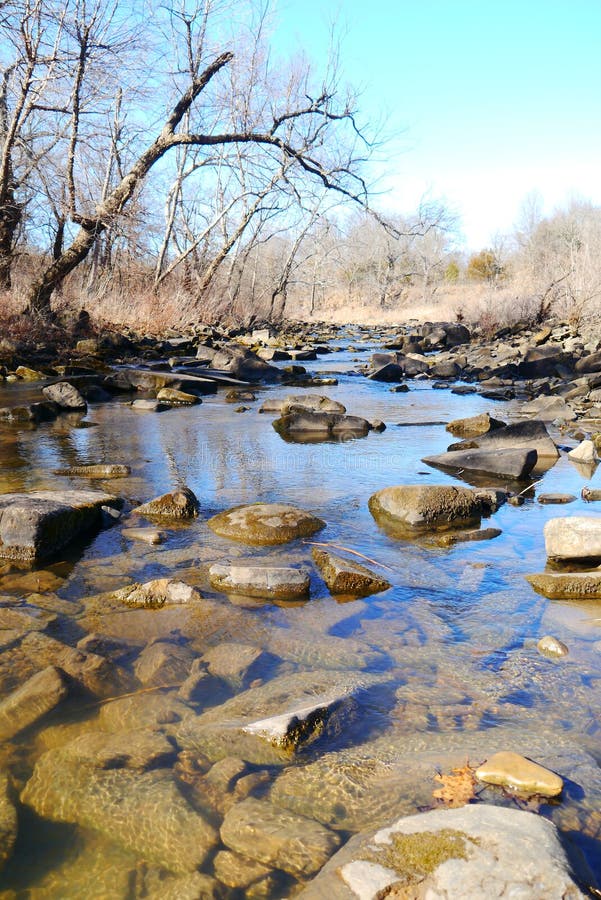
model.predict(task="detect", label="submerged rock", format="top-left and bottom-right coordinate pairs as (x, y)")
top-left (202, 642), bottom-right (268, 688)
top-left (368, 485), bottom-right (493, 536)
top-left (0, 489), bottom-right (122, 561)
top-left (21, 746), bottom-right (218, 873)
top-left (312, 547), bottom-right (391, 596)
top-left (300, 805), bottom-right (584, 899)
top-left (0, 666), bottom-right (68, 741)
top-left (55, 463), bottom-right (131, 478)
top-left (544, 517), bottom-right (601, 561)
top-left (0, 774), bottom-right (17, 871)
top-left (209, 563), bottom-right (311, 600)
top-left (475, 750), bottom-right (563, 796)
top-left (221, 798), bottom-right (341, 878)
top-left (423, 447), bottom-right (537, 480)
top-left (208, 503), bottom-right (325, 545)
top-left (526, 571), bottom-right (601, 599)
top-left (537, 635), bottom-right (569, 658)
top-left (175, 670), bottom-right (382, 764)
top-left (134, 487), bottom-right (199, 520)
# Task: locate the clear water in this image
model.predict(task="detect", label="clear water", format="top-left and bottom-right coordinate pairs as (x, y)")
top-left (1, 342), bottom-right (601, 896)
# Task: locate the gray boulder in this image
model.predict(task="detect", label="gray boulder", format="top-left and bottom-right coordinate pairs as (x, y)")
top-left (0, 490), bottom-right (122, 561)
top-left (450, 420), bottom-right (559, 460)
top-left (423, 447), bottom-right (538, 480)
top-left (273, 410), bottom-right (371, 441)
top-left (299, 805), bottom-right (585, 899)
top-left (42, 381), bottom-right (87, 410)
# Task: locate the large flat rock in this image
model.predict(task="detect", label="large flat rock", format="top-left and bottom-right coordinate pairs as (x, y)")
top-left (368, 485), bottom-right (494, 536)
top-left (449, 420), bottom-right (559, 459)
top-left (0, 490), bottom-right (122, 561)
top-left (299, 806), bottom-right (585, 898)
top-left (423, 447), bottom-right (537, 480)
top-left (207, 503), bottom-right (325, 545)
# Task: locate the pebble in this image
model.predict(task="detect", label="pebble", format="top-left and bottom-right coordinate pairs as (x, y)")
top-left (475, 750), bottom-right (563, 797)
top-left (537, 635), bottom-right (569, 658)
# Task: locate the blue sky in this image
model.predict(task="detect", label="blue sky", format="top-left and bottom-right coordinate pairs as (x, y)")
top-left (272, 0), bottom-right (601, 248)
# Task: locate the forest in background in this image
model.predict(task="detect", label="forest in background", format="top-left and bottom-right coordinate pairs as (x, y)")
top-left (2, 0), bottom-right (601, 333)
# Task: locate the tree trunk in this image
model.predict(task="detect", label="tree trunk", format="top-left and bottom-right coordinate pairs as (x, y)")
top-left (0, 195), bottom-right (22, 290)
top-left (27, 222), bottom-right (101, 314)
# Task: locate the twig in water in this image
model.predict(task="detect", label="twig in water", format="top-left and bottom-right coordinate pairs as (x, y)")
top-left (304, 540), bottom-right (395, 572)
top-left (84, 684), bottom-right (174, 710)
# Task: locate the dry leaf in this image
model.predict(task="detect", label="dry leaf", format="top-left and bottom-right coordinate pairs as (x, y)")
top-left (432, 764), bottom-right (477, 808)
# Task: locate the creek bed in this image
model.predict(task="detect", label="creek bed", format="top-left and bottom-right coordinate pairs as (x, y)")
top-left (0, 343), bottom-right (600, 895)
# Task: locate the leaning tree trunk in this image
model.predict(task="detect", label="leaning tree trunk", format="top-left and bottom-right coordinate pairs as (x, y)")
top-left (27, 222), bottom-right (102, 314)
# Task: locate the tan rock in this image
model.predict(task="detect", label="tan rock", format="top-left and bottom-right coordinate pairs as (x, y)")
top-left (157, 387), bottom-right (201, 405)
top-left (312, 547), bottom-right (390, 596)
top-left (475, 751), bottom-right (563, 797)
top-left (208, 502), bottom-right (325, 545)
top-left (537, 635), bottom-right (569, 658)
top-left (134, 487), bottom-right (199, 520)
top-left (526, 571), bottom-right (601, 599)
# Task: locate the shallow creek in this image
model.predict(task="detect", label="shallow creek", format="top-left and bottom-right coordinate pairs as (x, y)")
top-left (1, 342), bottom-right (601, 896)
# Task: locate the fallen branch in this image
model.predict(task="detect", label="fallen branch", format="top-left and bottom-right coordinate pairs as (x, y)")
top-left (304, 540), bottom-right (395, 572)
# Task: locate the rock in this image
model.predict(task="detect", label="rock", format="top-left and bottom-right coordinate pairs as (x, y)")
top-left (226, 389), bottom-right (257, 403)
top-left (280, 394), bottom-right (346, 414)
top-left (300, 805), bottom-right (584, 899)
top-left (207, 503), bottom-right (325, 545)
top-left (0, 666), bottom-right (68, 741)
top-left (538, 493), bottom-right (577, 504)
top-left (537, 635), bottom-right (569, 658)
top-left (122, 526), bottom-right (166, 544)
top-left (55, 463), bottom-right (131, 478)
top-left (41, 381), bottom-right (87, 410)
top-left (209, 563), bottom-right (311, 599)
top-left (0, 489), bottom-right (122, 561)
top-left (575, 350), bottom-right (601, 374)
top-left (98, 691), bottom-right (191, 731)
top-left (544, 517), bottom-right (601, 561)
top-left (209, 346), bottom-right (281, 382)
top-left (156, 387), bottom-right (201, 405)
top-left (519, 394), bottom-right (577, 421)
top-left (475, 750), bottom-right (563, 796)
top-left (60, 729), bottom-right (176, 771)
top-left (134, 640), bottom-right (195, 686)
top-left (111, 578), bottom-right (203, 608)
top-left (0, 774), bottom-right (16, 871)
top-left (273, 410), bottom-right (371, 441)
top-left (175, 670), bottom-right (382, 764)
top-left (368, 485), bottom-right (493, 535)
top-left (389, 383), bottom-right (409, 393)
top-left (583, 487), bottom-right (601, 501)
top-left (526, 571), bottom-right (601, 599)
top-left (0, 401), bottom-right (58, 423)
top-left (214, 849), bottom-right (273, 889)
top-left (131, 398), bottom-right (169, 411)
top-left (15, 365), bottom-right (46, 381)
top-left (134, 487), bottom-right (199, 520)
top-left (144, 872), bottom-right (222, 900)
top-left (423, 447), bottom-right (538, 480)
top-left (369, 363), bottom-right (405, 382)
top-left (19, 631), bottom-right (123, 697)
top-left (312, 548), bottom-right (391, 596)
top-left (568, 439), bottom-right (599, 463)
top-left (449, 420), bottom-right (559, 461)
top-left (21, 747), bottom-right (218, 873)
top-left (202, 642), bottom-right (267, 688)
top-left (221, 798), bottom-right (341, 878)
top-left (434, 526), bottom-right (502, 547)
top-left (446, 412), bottom-right (506, 438)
